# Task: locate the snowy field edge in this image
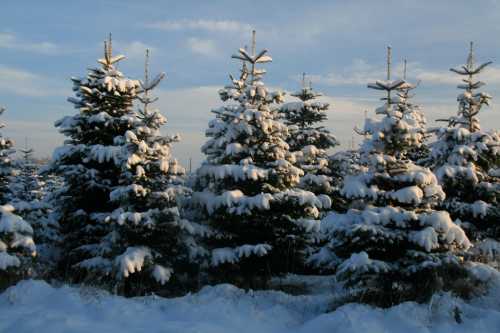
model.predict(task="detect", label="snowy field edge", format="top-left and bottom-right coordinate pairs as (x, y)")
top-left (1, 278), bottom-right (500, 333)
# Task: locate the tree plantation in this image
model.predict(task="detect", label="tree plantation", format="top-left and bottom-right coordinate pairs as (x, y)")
top-left (0, 32), bottom-right (499, 313)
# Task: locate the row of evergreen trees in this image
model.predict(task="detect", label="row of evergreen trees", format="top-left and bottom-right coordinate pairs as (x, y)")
top-left (0, 34), bottom-right (498, 306)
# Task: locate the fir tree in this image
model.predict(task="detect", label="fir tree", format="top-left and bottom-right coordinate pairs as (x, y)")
top-left (0, 108), bottom-right (36, 288)
top-left (106, 50), bottom-right (201, 296)
top-left (279, 73), bottom-right (339, 196)
top-left (50, 35), bottom-right (141, 284)
top-left (193, 32), bottom-right (329, 288)
top-left (394, 60), bottom-right (429, 163)
top-left (0, 108), bottom-right (16, 205)
top-left (431, 43), bottom-right (500, 261)
top-left (9, 146), bottom-right (59, 278)
top-left (315, 47), bottom-right (472, 306)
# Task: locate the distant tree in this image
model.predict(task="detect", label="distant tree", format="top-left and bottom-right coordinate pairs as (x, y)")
top-left (0, 108), bottom-right (16, 205)
top-left (0, 108), bottom-right (35, 289)
top-left (279, 74), bottom-right (339, 196)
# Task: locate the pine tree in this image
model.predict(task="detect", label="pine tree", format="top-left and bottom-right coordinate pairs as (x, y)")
top-left (193, 32), bottom-right (329, 288)
top-left (430, 43), bottom-right (500, 261)
top-left (279, 74), bottom-right (339, 195)
top-left (316, 48), bottom-right (472, 306)
top-left (50, 35), bottom-right (141, 285)
top-left (106, 50), bottom-right (201, 296)
top-left (9, 146), bottom-right (59, 278)
top-left (0, 108), bottom-right (16, 205)
top-left (395, 60), bottom-right (429, 163)
top-left (0, 108), bottom-right (36, 289)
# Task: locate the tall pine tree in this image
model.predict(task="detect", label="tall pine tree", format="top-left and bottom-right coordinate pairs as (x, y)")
top-left (106, 50), bottom-right (201, 296)
top-left (431, 43), bottom-right (500, 261)
top-left (394, 60), bottom-right (429, 163)
top-left (316, 48), bottom-right (472, 306)
top-left (50, 36), bottom-right (141, 285)
top-left (0, 108), bottom-right (36, 289)
top-left (193, 32), bottom-right (329, 288)
top-left (0, 107), bottom-right (16, 205)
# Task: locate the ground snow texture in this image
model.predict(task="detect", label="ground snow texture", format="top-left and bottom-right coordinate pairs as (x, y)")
top-left (1, 279), bottom-right (500, 333)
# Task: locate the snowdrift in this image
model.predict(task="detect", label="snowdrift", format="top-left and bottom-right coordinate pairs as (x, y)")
top-left (1, 278), bottom-right (500, 333)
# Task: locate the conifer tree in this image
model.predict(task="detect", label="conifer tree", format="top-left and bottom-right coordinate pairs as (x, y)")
top-left (106, 50), bottom-right (201, 296)
top-left (0, 108), bottom-right (16, 205)
top-left (431, 43), bottom-right (500, 260)
top-left (279, 74), bottom-right (338, 195)
top-left (10, 146), bottom-right (59, 277)
top-left (50, 35), bottom-right (141, 284)
top-left (395, 60), bottom-right (429, 163)
top-left (316, 48), bottom-right (472, 306)
top-left (193, 32), bottom-right (329, 287)
top-left (0, 108), bottom-right (36, 288)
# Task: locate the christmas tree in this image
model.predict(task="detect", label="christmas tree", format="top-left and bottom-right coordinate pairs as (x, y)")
top-left (0, 107), bottom-right (16, 205)
top-left (394, 60), bottom-right (429, 163)
top-left (279, 73), bottom-right (339, 197)
top-left (316, 47), bottom-right (472, 306)
top-left (50, 35), bottom-right (141, 285)
top-left (0, 108), bottom-right (36, 289)
top-left (193, 32), bottom-right (329, 288)
top-left (431, 43), bottom-right (500, 261)
top-left (106, 50), bottom-right (201, 296)
top-left (9, 145), bottom-right (59, 278)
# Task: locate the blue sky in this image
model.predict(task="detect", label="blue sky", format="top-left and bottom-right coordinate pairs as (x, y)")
top-left (0, 0), bottom-right (499, 166)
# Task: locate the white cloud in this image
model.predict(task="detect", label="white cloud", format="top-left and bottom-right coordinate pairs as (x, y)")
top-left (116, 41), bottom-right (157, 61)
top-left (186, 38), bottom-right (218, 56)
top-left (0, 32), bottom-right (61, 55)
top-left (145, 19), bottom-right (252, 34)
top-left (0, 65), bottom-right (67, 97)
top-left (308, 59), bottom-right (500, 88)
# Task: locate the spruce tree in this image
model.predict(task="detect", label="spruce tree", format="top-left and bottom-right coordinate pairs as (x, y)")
top-left (316, 48), bottom-right (472, 306)
top-left (0, 108), bottom-right (36, 289)
top-left (431, 43), bottom-right (500, 260)
top-left (279, 74), bottom-right (338, 195)
top-left (50, 36), bottom-right (141, 284)
top-left (0, 108), bottom-right (16, 205)
top-left (10, 146), bottom-right (59, 277)
top-left (106, 50), bottom-right (201, 296)
top-left (395, 60), bottom-right (429, 163)
top-left (193, 32), bottom-right (329, 288)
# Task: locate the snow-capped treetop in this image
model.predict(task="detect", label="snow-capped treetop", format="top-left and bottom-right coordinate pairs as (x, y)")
top-left (446, 42), bottom-right (492, 133)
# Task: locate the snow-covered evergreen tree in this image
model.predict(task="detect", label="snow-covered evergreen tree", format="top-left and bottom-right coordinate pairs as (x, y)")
top-left (193, 32), bottom-right (329, 287)
top-left (314, 48), bottom-right (472, 306)
top-left (0, 108), bottom-right (36, 288)
top-left (0, 204), bottom-right (36, 289)
top-left (106, 50), bottom-right (201, 296)
top-left (9, 147), bottom-right (59, 278)
top-left (0, 108), bottom-right (16, 205)
top-left (50, 36), bottom-right (141, 284)
top-left (395, 60), bottom-right (429, 163)
top-left (430, 43), bottom-right (500, 260)
top-left (279, 74), bottom-right (338, 195)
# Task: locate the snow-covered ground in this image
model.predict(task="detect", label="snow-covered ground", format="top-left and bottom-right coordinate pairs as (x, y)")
top-left (1, 276), bottom-right (500, 333)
